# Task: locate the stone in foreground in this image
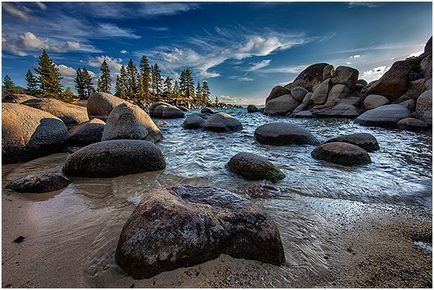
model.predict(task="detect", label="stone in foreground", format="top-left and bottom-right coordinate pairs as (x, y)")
top-left (254, 122), bottom-right (319, 145)
top-left (204, 112), bottom-right (243, 132)
top-left (227, 152), bottom-right (285, 182)
top-left (324, 133), bottom-right (380, 152)
top-left (311, 142), bottom-right (371, 166)
top-left (115, 185), bottom-right (285, 279)
top-left (68, 118), bottom-right (105, 146)
top-left (397, 118), bottom-right (430, 131)
top-left (62, 140), bottom-right (165, 177)
top-left (354, 104), bottom-right (411, 128)
top-left (7, 169), bottom-right (71, 193)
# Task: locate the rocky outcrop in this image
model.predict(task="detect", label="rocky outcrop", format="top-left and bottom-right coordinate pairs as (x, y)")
top-left (2, 103), bottom-right (68, 164)
top-left (254, 122), bottom-right (319, 145)
top-left (22, 97), bottom-right (89, 128)
top-left (2, 93), bottom-right (36, 103)
top-left (330, 66), bottom-right (359, 89)
top-left (363, 94), bottom-right (390, 110)
top-left (182, 113), bottom-right (207, 129)
top-left (354, 104), bottom-right (411, 127)
top-left (102, 103), bottom-right (162, 143)
top-left (150, 102), bottom-right (185, 119)
top-left (7, 169), bottom-right (70, 193)
top-left (324, 133), bottom-right (380, 152)
top-left (115, 185), bottom-right (285, 279)
top-left (68, 118), bottom-right (105, 146)
top-left (416, 90), bottom-right (432, 124)
top-left (266, 86), bottom-right (291, 103)
top-left (247, 105), bottom-right (258, 113)
top-left (310, 79), bottom-right (331, 105)
top-left (203, 112), bottom-right (243, 132)
top-left (286, 63), bottom-right (329, 91)
top-left (87, 92), bottom-right (127, 121)
top-left (290, 87), bottom-right (308, 102)
top-left (311, 142), bottom-right (371, 166)
top-left (227, 152), bottom-right (285, 182)
top-left (62, 140), bottom-right (166, 177)
top-left (397, 118), bottom-right (429, 131)
top-left (264, 94), bottom-right (299, 115)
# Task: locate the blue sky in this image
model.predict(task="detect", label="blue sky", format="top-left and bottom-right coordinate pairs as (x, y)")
top-left (2, 1), bottom-right (432, 104)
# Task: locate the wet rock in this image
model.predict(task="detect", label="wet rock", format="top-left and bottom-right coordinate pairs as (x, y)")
top-left (266, 86), bottom-right (291, 103)
top-left (311, 102), bottom-right (360, 118)
top-left (62, 140), bottom-right (166, 177)
top-left (416, 90), bottom-right (432, 124)
top-left (290, 86), bottom-right (308, 102)
top-left (22, 98), bottom-right (89, 128)
top-left (311, 142), bottom-right (371, 166)
top-left (2, 103), bottom-right (68, 164)
top-left (68, 118), bottom-right (105, 146)
top-left (354, 104), bottom-right (411, 127)
top-left (182, 113), bottom-right (206, 129)
top-left (247, 105), bottom-right (258, 113)
top-left (203, 112), bottom-right (243, 132)
top-left (292, 110), bottom-right (314, 118)
top-left (324, 133), bottom-right (380, 152)
top-left (201, 107), bottom-right (215, 114)
top-left (7, 169), bottom-right (71, 193)
top-left (87, 92), bottom-right (127, 121)
top-left (330, 66), bottom-right (359, 89)
top-left (288, 63), bottom-right (329, 91)
top-left (264, 94), bottom-right (299, 115)
top-left (115, 185), bottom-right (285, 279)
top-left (102, 103), bottom-right (162, 143)
top-left (363, 94), bottom-right (390, 110)
top-left (397, 118), bottom-right (430, 131)
top-left (254, 122), bottom-right (319, 145)
top-left (311, 79), bottom-right (331, 105)
top-left (227, 152), bottom-right (285, 182)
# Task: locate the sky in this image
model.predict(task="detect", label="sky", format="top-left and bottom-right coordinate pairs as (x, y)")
top-left (2, 1), bottom-right (432, 105)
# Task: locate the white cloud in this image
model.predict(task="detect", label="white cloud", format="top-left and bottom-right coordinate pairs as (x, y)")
top-left (35, 2), bottom-right (47, 11)
top-left (259, 64), bottom-right (307, 75)
top-left (218, 95), bottom-right (248, 104)
top-left (407, 50), bottom-right (424, 58)
top-left (120, 50), bottom-right (128, 54)
top-left (348, 2), bottom-right (380, 8)
top-left (229, 76), bottom-right (254, 82)
top-left (97, 23), bottom-right (141, 39)
top-left (362, 65), bottom-right (389, 82)
top-left (2, 38), bottom-right (27, 56)
top-left (3, 3), bottom-right (29, 21)
top-left (20, 32), bottom-right (49, 50)
top-left (87, 56), bottom-right (123, 73)
top-left (246, 59), bottom-right (271, 72)
top-left (349, 54), bottom-right (361, 59)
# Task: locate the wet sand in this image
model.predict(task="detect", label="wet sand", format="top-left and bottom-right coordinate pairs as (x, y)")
top-left (2, 155), bottom-right (431, 288)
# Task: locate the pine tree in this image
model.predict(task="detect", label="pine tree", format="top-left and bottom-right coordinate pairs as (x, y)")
top-left (74, 68), bottom-right (85, 98)
top-left (35, 50), bottom-right (62, 98)
top-left (164, 77), bottom-right (173, 93)
top-left (179, 68), bottom-right (194, 98)
top-left (25, 70), bottom-right (39, 96)
top-left (115, 65), bottom-right (128, 99)
top-left (97, 59), bottom-right (111, 93)
top-left (81, 68), bottom-right (94, 98)
top-left (139, 55), bottom-right (151, 100)
top-left (202, 81), bottom-right (211, 103)
top-left (195, 81), bottom-right (202, 105)
top-left (151, 63), bottom-right (162, 95)
top-left (126, 59), bottom-right (139, 98)
top-left (61, 87), bottom-right (74, 102)
top-left (172, 80), bottom-right (181, 98)
top-left (3, 75), bottom-right (16, 96)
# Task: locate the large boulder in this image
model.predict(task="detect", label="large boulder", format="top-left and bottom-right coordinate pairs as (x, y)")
top-left (311, 142), bottom-right (371, 166)
top-left (68, 118), bottom-right (105, 146)
top-left (324, 133), bottom-right (379, 152)
top-left (2, 103), bottom-right (68, 164)
top-left (150, 102), bottom-right (185, 119)
top-left (290, 86), bottom-right (308, 102)
top-left (265, 86), bottom-right (291, 103)
top-left (62, 140), bottom-right (166, 177)
top-left (416, 90), bottom-right (432, 124)
top-left (322, 64), bottom-right (334, 80)
top-left (330, 66), bottom-right (359, 89)
top-left (287, 63), bottom-right (329, 91)
top-left (2, 93), bottom-right (36, 103)
top-left (22, 97), bottom-right (89, 128)
top-left (420, 55), bottom-right (432, 78)
top-left (254, 122), bottom-right (319, 145)
top-left (311, 79), bottom-right (331, 105)
top-left (323, 84), bottom-right (350, 106)
top-left (424, 36), bottom-right (432, 55)
top-left (397, 118), bottom-right (429, 131)
top-left (6, 169), bottom-right (70, 193)
top-left (87, 92), bottom-right (127, 121)
top-left (203, 112), bottom-right (243, 132)
top-left (354, 104), bottom-right (411, 127)
top-left (182, 113), bottom-right (206, 129)
top-left (227, 152), bottom-right (285, 183)
top-left (311, 102), bottom-right (360, 118)
top-left (363, 94), bottom-right (390, 110)
top-left (102, 103), bottom-right (162, 143)
top-left (115, 185), bottom-right (285, 279)
top-left (264, 94), bottom-right (299, 115)
top-left (247, 104), bottom-right (258, 113)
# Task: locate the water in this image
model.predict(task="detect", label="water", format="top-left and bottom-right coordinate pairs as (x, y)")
top-left (2, 107), bottom-right (432, 287)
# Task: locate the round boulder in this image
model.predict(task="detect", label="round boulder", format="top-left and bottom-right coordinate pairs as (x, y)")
top-left (254, 122), bottom-right (319, 145)
top-left (290, 87), bottom-right (308, 102)
top-left (311, 142), bottom-right (371, 166)
top-left (247, 104), bottom-right (258, 113)
top-left (7, 169), bottom-right (71, 193)
top-left (397, 118), bottom-right (430, 131)
top-left (266, 85), bottom-right (291, 103)
top-left (201, 107), bottom-right (215, 114)
top-left (62, 140), bottom-right (166, 177)
top-left (227, 152), bottom-right (285, 183)
top-left (289, 63), bottom-right (329, 91)
top-left (416, 90), bottom-right (432, 124)
top-left (324, 133), bottom-right (380, 152)
top-left (354, 104), bottom-right (411, 127)
top-left (182, 113), bottom-right (206, 129)
top-left (87, 92), bottom-right (127, 121)
top-left (150, 102), bottom-right (185, 119)
top-left (203, 112), bottom-right (243, 132)
top-left (68, 118), bottom-right (105, 146)
top-left (363, 94), bottom-right (390, 110)
top-left (330, 66), bottom-right (359, 89)
top-left (264, 94), bottom-right (299, 115)
top-left (311, 79), bottom-right (331, 105)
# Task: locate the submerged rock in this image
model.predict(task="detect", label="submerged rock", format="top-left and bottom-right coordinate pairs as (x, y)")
top-left (324, 133), bottom-right (380, 152)
top-left (203, 112), bottom-right (243, 132)
top-left (115, 185), bottom-right (285, 279)
top-left (182, 113), bottom-right (206, 129)
top-left (7, 169), bottom-right (71, 193)
top-left (247, 104), bottom-right (258, 113)
top-left (62, 140), bottom-right (165, 177)
top-left (87, 92), bottom-right (127, 120)
top-left (397, 118), bottom-right (430, 131)
top-left (227, 152), bottom-right (285, 182)
top-left (311, 142), bottom-right (371, 166)
top-left (68, 118), bottom-right (105, 146)
top-left (254, 122), bottom-right (319, 145)
top-left (354, 104), bottom-right (411, 127)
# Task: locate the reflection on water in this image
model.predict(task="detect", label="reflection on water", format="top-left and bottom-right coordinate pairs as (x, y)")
top-left (2, 108), bottom-right (432, 287)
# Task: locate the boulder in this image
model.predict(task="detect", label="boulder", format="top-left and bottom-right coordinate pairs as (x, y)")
top-left (203, 112), bottom-right (243, 132)
top-left (357, 79), bottom-right (368, 86)
top-left (424, 78), bottom-right (432, 91)
top-left (324, 84), bottom-right (350, 106)
top-left (311, 142), bottom-right (371, 166)
top-left (302, 92), bottom-right (313, 106)
top-left (254, 122), bottom-right (319, 145)
top-left (399, 79), bottom-right (426, 100)
top-left (290, 87), bottom-right (308, 102)
top-left (363, 94), bottom-right (390, 110)
top-left (324, 133), bottom-right (379, 152)
top-left (2, 103), bottom-right (68, 164)
top-left (397, 118), bottom-right (429, 131)
top-left (87, 92), bottom-right (127, 120)
top-left (330, 66), bottom-right (359, 89)
top-left (416, 90), bottom-right (432, 124)
top-left (201, 107), bottom-right (215, 114)
top-left (182, 113), bottom-right (206, 129)
top-left (311, 102), bottom-right (360, 118)
top-left (420, 55), bottom-right (432, 78)
top-left (288, 63), bottom-right (329, 91)
top-left (150, 103), bottom-right (185, 119)
top-left (354, 104), bottom-right (411, 127)
top-left (292, 110), bottom-right (314, 118)
top-left (115, 185), bottom-right (285, 279)
top-left (22, 97), bottom-right (89, 128)
top-left (322, 65), bottom-right (334, 80)
top-left (227, 152), bottom-right (285, 183)
top-left (247, 105), bottom-right (258, 113)
top-left (62, 140), bottom-right (166, 177)
top-left (102, 103), bottom-right (162, 143)
top-left (311, 79), bottom-right (331, 105)
top-left (424, 37), bottom-right (432, 55)
top-left (7, 169), bottom-right (70, 193)
top-left (178, 106), bottom-right (189, 112)
top-left (68, 118), bottom-right (105, 146)
top-left (266, 86), bottom-right (291, 103)
top-left (264, 94), bottom-right (299, 115)
top-left (398, 99), bottom-right (416, 111)
top-left (2, 93), bottom-right (36, 103)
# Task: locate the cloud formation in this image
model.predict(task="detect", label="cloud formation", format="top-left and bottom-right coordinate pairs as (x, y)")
top-left (362, 65), bottom-right (389, 82)
top-left (3, 3), bottom-right (29, 21)
top-left (246, 59), bottom-right (271, 71)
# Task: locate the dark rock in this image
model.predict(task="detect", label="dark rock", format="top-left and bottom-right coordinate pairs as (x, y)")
top-left (354, 104), bottom-right (411, 127)
top-left (311, 79), bottom-right (331, 105)
top-left (397, 117), bottom-right (430, 131)
top-left (13, 236), bottom-right (25, 243)
top-left (330, 66), bottom-right (359, 89)
top-left (227, 152), bottom-right (285, 182)
top-left (203, 112), bottom-right (243, 132)
top-left (87, 92), bottom-right (127, 121)
top-left (247, 105), bottom-right (258, 113)
top-left (266, 86), bottom-right (291, 103)
top-left (424, 37), bottom-right (432, 55)
top-left (7, 169), bottom-right (71, 193)
top-left (201, 107), bottom-right (215, 114)
top-left (264, 94), bottom-right (299, 115)
top-left (311, 142), bottom-right (371, 166)
top-left (68, 118), bottom-right (105, 146)
top-left (363, 94), bottom-right (389, 110)
top-left (324, 133), bottom-right (380, 152)
top-left (150, 102), bottom-right (185, 119)
top-left (311, 102), bottom-right (360, 118)
top-left (292, 110), bottom-right (314, 118)
top-left (288, 63), bottom-right (329, 91)
top-left (115, 185), bottom-right (285, 279)
top-left (357, 79), bottom-right (368, 86)
top-left (182, 113), bottom-right (206, 129)
top-left (416, 90), bottom-right (432, 124)
top-left (254, 122), bottom-right (319, 145)
top-left (290, 86), bottom-right (308, 102)
top-left (323, 65), bottom-right (334, 80)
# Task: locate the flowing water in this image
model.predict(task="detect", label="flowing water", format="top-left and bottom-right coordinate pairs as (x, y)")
top-left (2, 108), bottom-right (432, 287)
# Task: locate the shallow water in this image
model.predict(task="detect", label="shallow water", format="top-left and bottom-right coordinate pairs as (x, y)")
top-left (2, 108), bottom-right (432, 287)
